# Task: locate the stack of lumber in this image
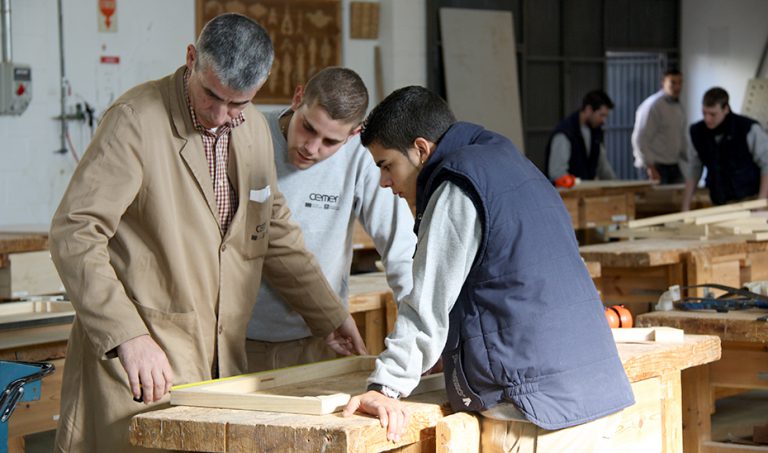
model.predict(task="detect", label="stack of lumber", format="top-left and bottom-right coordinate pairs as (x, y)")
top-left (609, 199), bottom-right (768, 241)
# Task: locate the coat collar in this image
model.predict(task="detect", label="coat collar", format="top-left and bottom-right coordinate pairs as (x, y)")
top-left (168, 66), bottom-right (252, 239)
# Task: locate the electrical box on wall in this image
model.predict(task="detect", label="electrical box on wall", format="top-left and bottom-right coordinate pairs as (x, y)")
top-left (0, 62), bottom-right (32, 115)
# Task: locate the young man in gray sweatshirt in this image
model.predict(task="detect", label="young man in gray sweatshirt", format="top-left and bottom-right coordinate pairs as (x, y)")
top-left (246, 68), bottom-right (416, 372)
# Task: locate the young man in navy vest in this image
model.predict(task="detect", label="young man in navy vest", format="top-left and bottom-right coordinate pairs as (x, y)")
top-left (546, 90), bottom-right (617, 182)
top-left (682, 87), bottom-right (768, 210)
top-left (343, 86), bottom-right (634, 451)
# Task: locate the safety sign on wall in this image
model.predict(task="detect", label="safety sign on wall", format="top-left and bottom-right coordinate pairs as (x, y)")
top-left (98, 0), bottom-right (117, 33)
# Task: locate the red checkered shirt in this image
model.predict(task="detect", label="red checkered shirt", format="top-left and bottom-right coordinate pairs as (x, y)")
top-left (184, 69), bottom-right (244, 234)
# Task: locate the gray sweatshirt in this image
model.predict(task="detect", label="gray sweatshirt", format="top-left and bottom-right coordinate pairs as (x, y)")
top-left (246, 110), bottom-right (416, 342)
top-left (368, 181), bottom-right (479, 394)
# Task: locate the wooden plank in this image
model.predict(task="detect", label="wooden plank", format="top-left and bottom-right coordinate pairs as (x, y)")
top-left (613, 377), bottom-right (663, 453)
top-left (742, 250), bottom-right (768, 281)
top-left (691, 210), bottom-right (752, 225)
top-left (0, 323), bottom-right (72, 351)
top-left (440, 8), bottom-right (524, 152)
top-left (660, 371), bottom-right (683, 453)
top-left (0, 233), bottom-right (49, 255)
top-left (709, 348), bottom-right (768, 390)
top-left (581, 194), bottom-right (632, 227)
top-left (627, 199), bottom-right (768, 229)
top-left (618, 335), bottom-right (721, 383)
top-left (132, 390), bottom-right (450, 453)
top-left (0, 300), bottom-right (73, 329)
top-left (171, 356), bottom-right (445, 415)
top-left (0, 251), bottom-right (65, 298)
top-left (682, 365), bottom-right (713, 453)
top-left (562, 197), bottom-right (580, 229)
top-left (436, 412), bottom-right (480, 453)
top-left (612, 327), bottom-right (685, 344)
top-left (702, 441), bottom-right (768, 452)
top-left (636, 310), bottom-right (768, 344)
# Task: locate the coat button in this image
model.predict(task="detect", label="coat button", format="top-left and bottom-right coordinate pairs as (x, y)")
top-left (218, 325), bottom-right (223, 335)
top-left (220, 244), bottom-right (227, 252)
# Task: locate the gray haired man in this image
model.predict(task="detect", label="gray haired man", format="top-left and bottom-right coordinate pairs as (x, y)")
top-left (50, 13), bottom-right (364, 452)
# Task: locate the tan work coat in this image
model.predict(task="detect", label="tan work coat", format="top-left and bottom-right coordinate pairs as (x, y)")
top-left (49, 66), bottom-right (347, 452)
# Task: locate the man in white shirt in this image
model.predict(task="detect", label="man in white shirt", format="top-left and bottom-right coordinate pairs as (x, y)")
top-left (632, 69), bottom-right (687, 183)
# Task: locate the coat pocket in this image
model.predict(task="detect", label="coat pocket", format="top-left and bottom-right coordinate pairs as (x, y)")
top-left (243, 195), bottom-right (272, 259)
top-left (131, 300), bottom-right (206, 384)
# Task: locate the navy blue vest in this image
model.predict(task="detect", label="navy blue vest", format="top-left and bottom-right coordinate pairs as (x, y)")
top-left (416, 122), bottom-right (634, 430)
top-left (545, 111), bottom-right (602, 180)
top-left (690, 113), bottom-right (760, 205)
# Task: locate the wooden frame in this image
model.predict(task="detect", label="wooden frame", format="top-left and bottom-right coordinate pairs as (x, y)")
top-left (171, 356), bottom-right (445, 415)
top-left (196, 0), bottom-right (342, 104)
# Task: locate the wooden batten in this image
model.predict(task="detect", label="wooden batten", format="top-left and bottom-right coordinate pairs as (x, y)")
top-left (171, 356), bottom-right (446, 415)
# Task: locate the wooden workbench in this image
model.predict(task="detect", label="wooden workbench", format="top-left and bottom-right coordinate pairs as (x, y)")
top-left (637, 309), bottom-right (768, 453)
top-left (129, 334), bottom-right (720, 452)
top-left (634, 183), bottom-right (712, 219)
top-left (558, 180), bottom-right (655, 229)
top-left (580, 237), bottom-right (768, 311)
top-left (0, 231), bottom-right (48, 270)
top-left (0, 272), bottom-right (397, 452)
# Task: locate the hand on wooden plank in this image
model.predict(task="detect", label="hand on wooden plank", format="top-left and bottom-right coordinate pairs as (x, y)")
top-left (325, 314), bottom-right (368, 356)
top-left (343, 390), bottom-right (409, 442)
top-left (117, 334), bottom-right (173, 404)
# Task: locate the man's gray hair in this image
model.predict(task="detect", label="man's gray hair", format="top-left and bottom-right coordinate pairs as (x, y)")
top-left (196, 13), bottom-right (274, 92)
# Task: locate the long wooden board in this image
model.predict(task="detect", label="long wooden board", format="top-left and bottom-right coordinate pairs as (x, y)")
top-left (171, 356), bottom-right (445, 415)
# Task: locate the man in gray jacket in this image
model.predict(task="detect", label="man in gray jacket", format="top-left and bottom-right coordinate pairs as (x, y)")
top-left (246, 68), bottom-right (416, 371)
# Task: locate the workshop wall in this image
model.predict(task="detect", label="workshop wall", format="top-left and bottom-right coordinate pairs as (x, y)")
top-left (0, 0), bottom-right (195, 227)
top-left (681, 0), bottom-right (768, 125)
top-left (0, 0), bottom-right (427, 228)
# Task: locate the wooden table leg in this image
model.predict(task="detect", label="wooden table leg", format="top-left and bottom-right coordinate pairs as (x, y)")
top-left (681, 364), bottom-right (712, 453)
top-left (8, 435), bottom-right (25, 453)
top-left (660, 370), bottom-right (683, 453)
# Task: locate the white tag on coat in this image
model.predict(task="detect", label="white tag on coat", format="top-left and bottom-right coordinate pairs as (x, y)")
top-left (249, 186), bottom-right (271, 203)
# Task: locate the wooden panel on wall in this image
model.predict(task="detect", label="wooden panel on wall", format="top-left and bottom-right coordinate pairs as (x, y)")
top-left (349, 2), bottom-right (379, 39)
top-left (197, 0), bottom-right (342, 104)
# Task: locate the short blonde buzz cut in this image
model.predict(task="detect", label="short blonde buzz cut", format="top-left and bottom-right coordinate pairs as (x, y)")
top-left (301, 67), bottom-right (369, 126)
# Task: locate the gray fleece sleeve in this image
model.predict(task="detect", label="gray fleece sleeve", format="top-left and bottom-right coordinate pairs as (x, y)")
top-left (367, 181), bottom-right (481, 396)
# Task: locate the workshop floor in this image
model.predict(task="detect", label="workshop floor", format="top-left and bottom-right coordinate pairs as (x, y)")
top-left (20, 391), bottom-right (768, 451)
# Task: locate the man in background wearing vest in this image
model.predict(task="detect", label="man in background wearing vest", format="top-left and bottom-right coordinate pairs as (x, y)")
top-left (682, 87), bottom-right (768, 210)
top-left (632, 68), bottom-right (687, 184)
top-left (546, 90), bottom-right (617, 182)
top-left (246, 67), bottom-right (415, 372)
top-left (343, 86), bottom-right (634, 451)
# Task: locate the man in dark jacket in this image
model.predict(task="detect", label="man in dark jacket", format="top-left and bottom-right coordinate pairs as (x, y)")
top-left (682, 87), bottom-right (768, 210)
top-left (343, 86), bottom-right (634, 451)
top-left (546, 90), bottom-right (617, 182)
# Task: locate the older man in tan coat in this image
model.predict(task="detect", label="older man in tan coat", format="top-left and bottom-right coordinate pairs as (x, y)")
top-left (49, 14), bottom-right (365, 453)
